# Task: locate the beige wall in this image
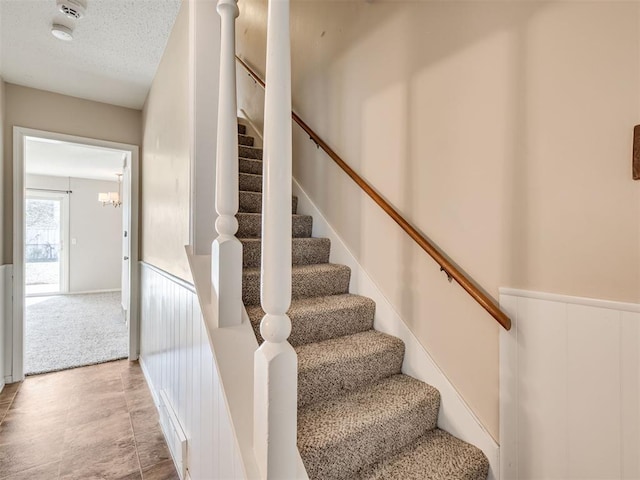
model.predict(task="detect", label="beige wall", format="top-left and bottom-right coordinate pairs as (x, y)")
top-left (141, 0), bottom-right (192, 282)
top-left (237, 1), bottom-right (640, 440)
top-left (2, 84), bottom-right (141, 264)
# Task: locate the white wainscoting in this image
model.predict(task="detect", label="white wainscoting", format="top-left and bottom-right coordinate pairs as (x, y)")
top-left (139, 262), bottom-right (246, 480)
top-left (500, 288), bottom-right (640, 480)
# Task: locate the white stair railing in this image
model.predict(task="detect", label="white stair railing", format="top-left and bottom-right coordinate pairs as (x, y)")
top-left (253, 0), bottom-right (298, 477)
top-left (212, 0), bottom-right (242, 327)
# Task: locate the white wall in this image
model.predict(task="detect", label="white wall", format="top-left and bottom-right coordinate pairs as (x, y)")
top-left (500, 289), bottom-right (640, 479)
top-left (26, 174), bottom-right (122, 293)
top-left (139, 262), bottom-right (247, 479)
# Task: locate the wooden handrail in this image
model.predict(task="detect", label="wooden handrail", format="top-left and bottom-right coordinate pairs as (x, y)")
top-left (236, 55), bottom-right (511, 331)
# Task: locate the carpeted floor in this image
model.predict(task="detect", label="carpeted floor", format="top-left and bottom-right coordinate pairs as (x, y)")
top-left (25, 292), bottom-right (128, 375)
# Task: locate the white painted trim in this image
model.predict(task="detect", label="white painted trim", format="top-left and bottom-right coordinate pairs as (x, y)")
top-left (12, 126), bottom-right (141, 380)
top-left (292, 178), bottom-right (500, 480)
top-left (26, 289), bottom-right (122, 298)
top-left (24, 189), bottom-right (71, 293)
top-left (499, 287), bottom-right (640, 313)
top-left (2, 266), bottom-right (13, 384)
top-left (13, 129), bottom-right (25, 381)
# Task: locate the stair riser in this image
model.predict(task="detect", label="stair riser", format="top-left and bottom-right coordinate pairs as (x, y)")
top-left (239, 158), bottom-right (263, 175)
top-left (242, 267), bottom-right (350, 306)
top-left (242, 238), bottom-right (330, 268)
top-left (239, 191), bottom-right (298, 214)
top-left (237, 213), bottom-right (312, 238)
top-left (301, 396), bottom-right (439, 480)
top-left (239, 173), bottom-right (262, 193)
top-left (298, 344), bottom-right (404, 408)
top-left (238, 134), bottom-right (254, 146)
top-left (239, 145), bottom-right (263, 160)
top-left (238, 124), bottom-right (247, 135)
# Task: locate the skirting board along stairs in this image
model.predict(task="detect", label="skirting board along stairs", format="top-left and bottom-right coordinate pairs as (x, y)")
top-left (236, 122), bottom-right (489, 480)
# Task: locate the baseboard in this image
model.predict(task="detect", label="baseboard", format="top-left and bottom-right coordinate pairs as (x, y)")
top-left (138, 356), bottom-right (160, 407)
top-left (293, 178), bottom-right (500, 480)
top-left (26, 288), bottom-right (121, 298)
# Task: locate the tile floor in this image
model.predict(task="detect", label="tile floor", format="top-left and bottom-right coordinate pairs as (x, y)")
top-left (0, 360), bottom-right (179, 480)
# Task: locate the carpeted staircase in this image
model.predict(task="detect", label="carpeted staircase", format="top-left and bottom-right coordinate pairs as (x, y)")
top-left (236, 122), bottom-right (490, 480)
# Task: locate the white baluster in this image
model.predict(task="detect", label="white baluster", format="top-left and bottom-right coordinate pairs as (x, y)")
top-left (254, 0), bottom-right (297, 477)
top-left (211, 0), bottom-right (242, 328)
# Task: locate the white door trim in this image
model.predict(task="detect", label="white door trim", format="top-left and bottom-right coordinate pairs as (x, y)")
top-left (12, 126), bottom-right (140, 381)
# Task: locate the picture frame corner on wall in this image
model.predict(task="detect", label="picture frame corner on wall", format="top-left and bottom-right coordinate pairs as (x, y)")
top-left (633, 124), bottom-right (640, 180)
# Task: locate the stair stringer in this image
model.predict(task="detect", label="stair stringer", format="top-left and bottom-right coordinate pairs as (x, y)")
top-left (292, 178), bottom-right (500, 480)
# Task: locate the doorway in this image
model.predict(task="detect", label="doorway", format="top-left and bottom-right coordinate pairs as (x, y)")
top-left (11, 127), bottom-right (140, 381)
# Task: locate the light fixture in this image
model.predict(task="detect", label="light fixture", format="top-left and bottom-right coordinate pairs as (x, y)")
top-left (51, 23), bottom-right (73, 41)
top-left (98, 174), bottom-right (123, 208)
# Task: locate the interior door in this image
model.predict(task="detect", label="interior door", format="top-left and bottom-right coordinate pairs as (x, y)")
top-left (121, 157), bottom-right (131, 323)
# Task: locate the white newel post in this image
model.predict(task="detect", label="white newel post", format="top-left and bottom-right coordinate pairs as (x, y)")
top-left (254, 0), bottom-right (298, 478)
top-left (211, 0), bottom-right (242, 328)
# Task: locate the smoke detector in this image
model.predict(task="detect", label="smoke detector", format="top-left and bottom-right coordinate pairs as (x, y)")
top-left (51, 23), bottom-right (73, 41)
top-left (56, 0), bottom-right (87, 20)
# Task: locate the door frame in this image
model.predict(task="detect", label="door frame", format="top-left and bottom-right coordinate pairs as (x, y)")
top-left (12, 126), bottom-right (140, 381)
top-left (24, 189), bottom-right (71, 295)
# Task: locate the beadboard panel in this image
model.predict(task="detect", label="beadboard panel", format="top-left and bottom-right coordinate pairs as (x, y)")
top-left (500, 289), bottom-right (640, 480)
top-left (139, 262), bottom-right (246, 480)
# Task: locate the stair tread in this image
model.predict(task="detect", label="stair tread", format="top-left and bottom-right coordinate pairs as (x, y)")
top-left (236, 212), bottom-right (308, 219)
top-left (246, 292), bottom-right (372, 317)
top-left (238, 133), bottom-right (254, 146)
top-left (239, 145), bottom-right (263, 160)
top-left (239, 171), bottom-right (262, 178)
top-left (298, 374), bottom-right (440, 480)
top-left (239, 158), bottom-right (263, 175)
top-left (356, 429), bottom-right (489, 480)
top-left (243, 262), bottom-right (349, 277)
top-left (239, 191), bottom-right (298, 214)
top-left (241, 237), bottom-right (330, 268)
top-left (239, 236), bottom-right (326, 244)
top-left (242, 263), bottom-right (350, 305)
top-left (237, 212), bottom-right (311, 238)
top-left (297, 330), bottom-right (404, 407)
top-left (239, 172), bottom-right (262, 192)
top-left (245, 294), bottom-right (375, 346)
top-left (297, 329), bottom-right (403, 372)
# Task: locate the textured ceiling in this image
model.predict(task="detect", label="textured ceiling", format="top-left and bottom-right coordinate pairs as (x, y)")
top-left (26, 137), bottom-right (125, 181)
top-left (0, 0), bottom-right (182, 109)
